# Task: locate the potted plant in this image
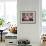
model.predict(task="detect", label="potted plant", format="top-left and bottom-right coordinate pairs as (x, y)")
top-left (0, 18), bottom-right (5, 27)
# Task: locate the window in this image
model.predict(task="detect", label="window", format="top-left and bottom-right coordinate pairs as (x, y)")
top-left (0, 1), bottom-right (4, 17)
top-left (42, 0), bottom-right (46, 26)
top-left (42, 0), bottom-right (46, 21)
top-left (42, 0), bottom-right (46, 33)
top-left (0, 0), bottom-right (17, 26)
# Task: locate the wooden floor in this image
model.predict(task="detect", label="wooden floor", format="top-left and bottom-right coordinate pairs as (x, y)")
top-left (0, 41), bottom-right (46, 46)
top-left (0, 41), bottom-right (5, 46)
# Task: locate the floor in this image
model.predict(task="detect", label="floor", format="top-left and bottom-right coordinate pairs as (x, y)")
top-left (0, 41), bottom-right (5, 46)
top-left (0, 41), bottom-right (46, 46)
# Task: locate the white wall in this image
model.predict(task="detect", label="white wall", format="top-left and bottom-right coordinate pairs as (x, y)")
top-left (17, 0), bottom-right (42, 46)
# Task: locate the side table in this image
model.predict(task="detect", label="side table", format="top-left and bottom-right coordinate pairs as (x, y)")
top-left (0, 30), bottom-right (3, 42)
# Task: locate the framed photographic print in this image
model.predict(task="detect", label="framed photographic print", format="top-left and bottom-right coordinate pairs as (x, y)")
top-left (20, 11), bottom-right (36, 24)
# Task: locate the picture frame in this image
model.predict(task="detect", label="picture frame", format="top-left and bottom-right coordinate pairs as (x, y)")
top-left (20, 11), bottom-right (36, 24)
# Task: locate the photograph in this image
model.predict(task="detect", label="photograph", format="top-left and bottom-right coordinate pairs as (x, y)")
top-left (20, 11), bottom-right (36, 24)
top-left (22, 13), bottom-right (33, 21)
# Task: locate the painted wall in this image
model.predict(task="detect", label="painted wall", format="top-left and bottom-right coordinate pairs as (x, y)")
top-left (17, 0), bottom-right (42, 46)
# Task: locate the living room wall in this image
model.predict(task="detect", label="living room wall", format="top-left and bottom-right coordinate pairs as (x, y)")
top-left (17, 0), bottom-right (42, 46)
